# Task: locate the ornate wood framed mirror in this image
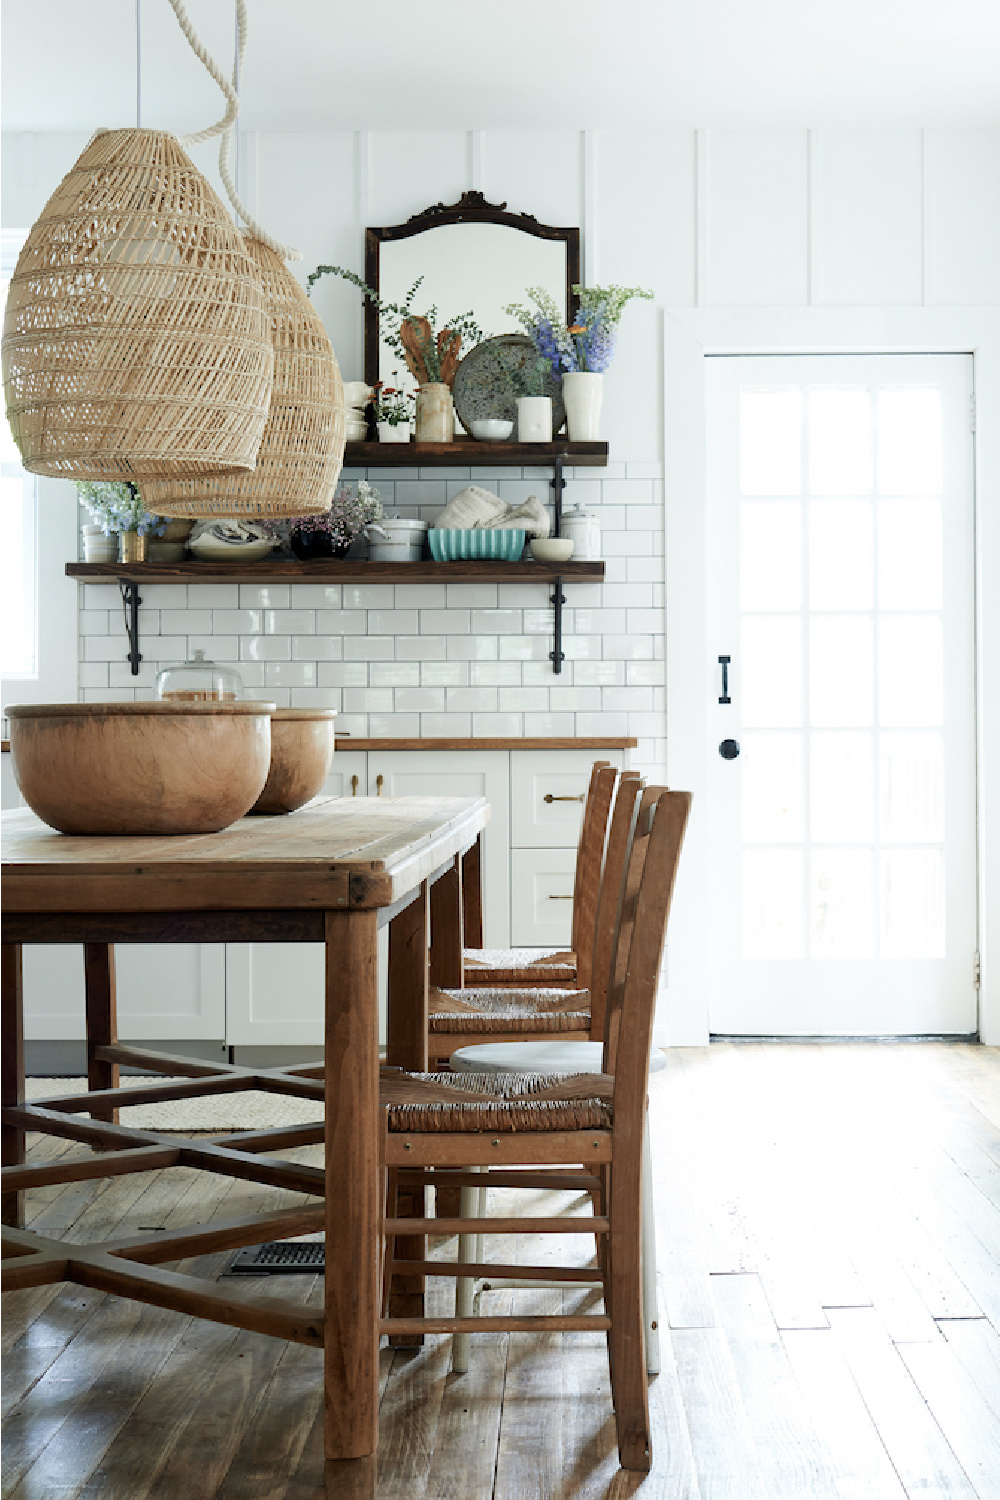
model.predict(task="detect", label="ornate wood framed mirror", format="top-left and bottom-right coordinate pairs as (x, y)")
top-left (363, 192), bottom-right (580, 388)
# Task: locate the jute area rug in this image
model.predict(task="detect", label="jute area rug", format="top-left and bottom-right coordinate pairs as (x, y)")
top-left (25, 1077), bottom-right (324, 1132)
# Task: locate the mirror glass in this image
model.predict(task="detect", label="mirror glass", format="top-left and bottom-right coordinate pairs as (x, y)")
top-left (376, 223), bottom-right (568, 396)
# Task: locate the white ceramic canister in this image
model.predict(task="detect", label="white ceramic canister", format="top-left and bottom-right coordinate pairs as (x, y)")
top-left (369, 517), bottom-right (428, 562)
top-left (517, 396), bottom-right (553, 443)
top-left (559, 505), bottom-right (601, 560)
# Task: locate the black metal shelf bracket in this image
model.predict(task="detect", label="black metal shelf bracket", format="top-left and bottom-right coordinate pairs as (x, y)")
top-left (549, 576), bottom-right (566, 674)
top-left (119, 579), bottom-right (142, 676)
top-left (550, 455), bottom-right (565, 535)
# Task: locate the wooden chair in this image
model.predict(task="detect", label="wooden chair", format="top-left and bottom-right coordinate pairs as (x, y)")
top-left (460, 760), bottom-right (618, 989)
top-left (427, 771), bottom-right (642, 1065)
top-left (379, 787), bottom-right (691, 1473)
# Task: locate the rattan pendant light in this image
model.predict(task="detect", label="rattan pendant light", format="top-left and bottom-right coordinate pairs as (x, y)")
top-left (142, 4), bottom-right (346, 518)
top-left (143, 237), bottom-right (347, 517)
top-left (1, 1), bottom-right (274, 482)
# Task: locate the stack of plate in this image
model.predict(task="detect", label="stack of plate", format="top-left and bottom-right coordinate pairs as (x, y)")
top-left (343, 381), bottom-right (372, 443)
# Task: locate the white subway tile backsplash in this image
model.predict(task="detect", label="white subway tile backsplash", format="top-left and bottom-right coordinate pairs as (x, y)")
top-left (627, 557), bottom-right (662, 583)
top-left (262, 687), bottom-right (291, 707)
top-left (394, 687), bottom-right (446, 713)
top-left (83, 687), bottom-right (136, 702)
top-left (575, 711), bottom-right (630, 736)
top-left (343, 584), bottom-right (394, 609)
top-left (265, 609), bottom-right (315, 635)
top-left (394, 583), bottom-right (445, 609)
top-left (574, 660), bottom-right (626, 685)
top-left (572, 608), bottom-right (627, 635)
top-left (79, 663), bottom-right (109, 688)
top-left (561, 635), bottom-right (602, 660)
top-left (343, 637), bottom-right (395, 661)
top-left (447, 635), bottom-right (498, 660)
top-left (446, 687), bottom-right (497, 713)
top-left (232, 661), bottom-right (265, 686)
top-left (344, 687), bottom-right (394, 712)
top-left (213, 609), bottom-right (263, 634)
top-left (471, 609), bottom-right (522, 635)
top-left (79, 611), bottom-right (110, 635)
top-left (471, 661), bottom-right (521, 687)
top-left (628, 711), bottom-right (667, 736)
top-left (420, 609), bottom-right (470, 636)
top-left (626, 661), bottom-right (666, 686)
top-left (370, 662), bottom-right (420, 687)
top-left (523, 659), bottom-right (571, 685)
top-left (498, 635), bottom-right (548, 661)
top-left (319, 662), bottom-right (369, 687)
top-left (604, 685), bottom-right (651, 712)
top-left (190, 584), bottom-right (241, 608)
top-left (445, 583), bottom-right (498, 608)
top-left (600, 583), bottom-right (652, 609)
top-left (602, 635), bottom-right (655, 660)
top-left (420, 661), bottom-right (469, 687)
top-left (626, 608), bottom-right (664, 633)
top-left (188, 635), bottom-right (238, 660)
top-left (315, 609), bottom-right (367, 636)
top-left (419, 712), bottom-right (472, 737)
top-left (368, 713), bottom-right (422, 736)
top-left (626, 506), bottom-right (664, 531)
top-left (159, 608), bottom-right (214, 635)
top-left (294, 634), bottom-right (342, 661)
top-left (129, 584), bottom-right (188, 607)
top-left (498, 686), bottom-right (547, 711)
top-left (367, 609), bottom-right (419, 635)
top-left (548, 686), bottom-right (603, 711)
top-left (334, 714), bottom-right (369, 737)
top-left (397, 634), bottom-right (447, 660)
top-left (291, 584), bottom-right (342, 607)
top-left (290, 688), bottom-right (341, 709)
top-left (603, 478), bottom-right (652, 506)
top-left (83, 583), bottom-right (126, 609)
top-left (523, 712), bottom-right (576, 736)
top-left (240, 585), bottom-right (290, 609)
top-left (241, 636), bottom-right (293, 662)
top-left (265, 661), bottom-right (317, 687)
top-left (472, 713), bottom-right (523, 736)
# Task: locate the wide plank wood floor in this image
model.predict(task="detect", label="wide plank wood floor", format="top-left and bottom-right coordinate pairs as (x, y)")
top-left (3, 1041), bottom-right (999, 1499)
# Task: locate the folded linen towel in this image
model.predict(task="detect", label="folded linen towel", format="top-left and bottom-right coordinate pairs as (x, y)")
top-left (433, 487), bottom-right (550, 538)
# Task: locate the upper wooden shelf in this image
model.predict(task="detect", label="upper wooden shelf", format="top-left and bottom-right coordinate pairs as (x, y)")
top-left (66, 559), bottom-right (605, 584)
top-left (343, 440), bottom-right (609, 467)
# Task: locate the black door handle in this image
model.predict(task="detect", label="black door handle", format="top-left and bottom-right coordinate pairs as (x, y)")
top-left (719, 739), bottom-right (740, 760)
top-left (719, 655), bottom-right (731, 704)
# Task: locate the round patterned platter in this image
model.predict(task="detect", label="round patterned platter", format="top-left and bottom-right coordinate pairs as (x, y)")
top-left (453, 334), bottom-right (566, 438)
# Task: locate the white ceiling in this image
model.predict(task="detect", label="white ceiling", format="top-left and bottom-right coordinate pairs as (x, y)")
top-left (2, 0), bottom-right (999, 135)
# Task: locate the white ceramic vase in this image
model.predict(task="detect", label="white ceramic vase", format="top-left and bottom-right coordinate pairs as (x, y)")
top-left (562, 372), bottom-right (604, 441)
top-left (378, 421), bottom-right (410, 444)
top-left (414, 383), bottom-right (454, 443)
top-left (517, 396), bottom-right (552, 443)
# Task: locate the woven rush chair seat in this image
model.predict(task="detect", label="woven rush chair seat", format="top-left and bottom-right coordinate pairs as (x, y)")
top-left (461, 947), bottom-right (577, 986)
top-left (429, 984), bottom-right (590, 1036)
top-left (381, 1067), bottom-right (612, 1134)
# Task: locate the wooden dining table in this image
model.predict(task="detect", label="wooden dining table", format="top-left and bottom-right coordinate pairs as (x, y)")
top-left (1, 793), bottom-right (489, 1477)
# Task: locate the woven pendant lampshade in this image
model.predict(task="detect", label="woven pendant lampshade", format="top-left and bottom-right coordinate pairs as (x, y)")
top-left (1, 128), bottom-right (274, 481)
top-left (143, 238), bottom-right (347, 518)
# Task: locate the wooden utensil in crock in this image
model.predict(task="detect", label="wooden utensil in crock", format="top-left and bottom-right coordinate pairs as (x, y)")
top-left (7, 701), bottom-right (276, 835)
top-left (249, 708), bottom-right (336, 815)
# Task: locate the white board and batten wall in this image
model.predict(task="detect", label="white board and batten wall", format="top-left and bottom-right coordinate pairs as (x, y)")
top-left (2, 124), bottom-right (998, 1042)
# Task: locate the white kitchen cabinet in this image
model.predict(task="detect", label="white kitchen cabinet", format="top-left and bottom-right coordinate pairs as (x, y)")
top-left (510, 848), bottom-right (577, 947)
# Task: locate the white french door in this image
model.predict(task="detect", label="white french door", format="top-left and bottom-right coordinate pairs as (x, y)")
top-left (705, 354), bottom-right (977, 1036)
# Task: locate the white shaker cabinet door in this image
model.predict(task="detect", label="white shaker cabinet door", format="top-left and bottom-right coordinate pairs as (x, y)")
top-left (321, 750), bottom-right (367, 800)
top-left (22, 944), bottom-right (226, 1041)
top-left (510, 849), bottom-right (577, 946)
top-left (510, 749), bottom-right (623, 849)
top-left (365, 750), bottom-right (511, 949)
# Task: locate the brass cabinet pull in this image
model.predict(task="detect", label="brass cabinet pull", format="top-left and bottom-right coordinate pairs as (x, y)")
top-left (376, 773), bottom-right (384, 796)
top-left (547, 894), bottom-right (573, 900)
top-left (350, 775), bottom-right (359, 796)
top-left (543, 793), bottom-right (585, 804)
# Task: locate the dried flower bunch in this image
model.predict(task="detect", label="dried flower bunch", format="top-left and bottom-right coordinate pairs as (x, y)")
top-left (76, 481), bottom-right (163, 536)
top-left (504, 284), bottom-right (653, 376)
top-left (262, 479), bottom-right (384, 549)
top-left (306, 266), bottom-right (487, 387)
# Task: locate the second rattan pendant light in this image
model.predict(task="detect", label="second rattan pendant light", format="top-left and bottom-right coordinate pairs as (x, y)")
top-left (143, 238), bottom-right (347, 517)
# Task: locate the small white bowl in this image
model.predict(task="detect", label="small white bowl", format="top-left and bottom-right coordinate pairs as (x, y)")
top-left (343, 381), bottom-right (374, 407)
top-left (470, 418), bottom-right (514, 442)
top-left (530, 537), bottom-right (575, 563)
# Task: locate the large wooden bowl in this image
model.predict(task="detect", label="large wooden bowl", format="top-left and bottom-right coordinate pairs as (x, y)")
top-left (249, 708), bottom-right (336, 815)
top-left (7, 702), bottom-right (276, 836)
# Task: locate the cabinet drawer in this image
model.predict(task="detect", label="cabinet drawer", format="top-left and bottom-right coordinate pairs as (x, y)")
top-left (510, 749), bottom-right (622, 848)
top-left (510, 848), bottom-right (576, 947)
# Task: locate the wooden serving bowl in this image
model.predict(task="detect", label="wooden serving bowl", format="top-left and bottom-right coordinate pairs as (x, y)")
top-left (7, 701), bottom-right (276, 836)
top-left (249, 708), bottom-right (336, 815)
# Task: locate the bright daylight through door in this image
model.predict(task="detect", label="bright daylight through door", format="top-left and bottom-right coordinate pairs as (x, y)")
top-left (706, 355), bottom-right (976, 1037)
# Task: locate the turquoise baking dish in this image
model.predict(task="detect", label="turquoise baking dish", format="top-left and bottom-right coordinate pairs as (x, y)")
top-left (427, 528), bottom-right (527, 562)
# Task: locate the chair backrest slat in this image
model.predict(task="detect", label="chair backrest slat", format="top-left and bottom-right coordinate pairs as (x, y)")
top-left (570, 764), bottom-right (618, 989)
top-left (587, 773), bottom-right (644, 1043)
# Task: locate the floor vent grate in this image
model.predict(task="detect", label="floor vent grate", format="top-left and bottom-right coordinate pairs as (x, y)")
top-left (228, 1241), bottom-right (325, 1275)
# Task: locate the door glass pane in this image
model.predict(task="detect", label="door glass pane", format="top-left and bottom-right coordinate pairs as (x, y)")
top-left (808, 388), bottom-right (872, 495)
top-left (742, 732), bottom-right (803, 843)
top-left (741, 617), bottom-right (802, 727)
top-left (810, 617), bottom-right (874, 727)
top-left (811, 849), bottom-right (875, 958)
top-left (877, 388), bottom-right (943, 495)
top-left (879, 616), bottom-right (943, 727)
top-left (810, 499), bottom-right (873, 610)
top-left (880, 732), bottom-right (944, 842)
top-left (881, 849), bottom-right (945, 958)
top-left (742, 502), bottom-right (801, 611)
top-left (743, 849), bottom-right (803, 958)
top-left (878, 499), bottom-right (943, 610)
top-left (740, 388), bottom-right (803, 495)
top-left (810, 731), bottom-right (874, 843)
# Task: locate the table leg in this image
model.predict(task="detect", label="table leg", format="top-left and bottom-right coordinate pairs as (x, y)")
top-left (462, 834), bottom-right (484, 950)
top-left (429, 854), bottom-right (464, 990)
top-left (85, 943), bottom-right (120, 1126)
top-left (2, 943), bottom-right (25, 1227)
top-left (324, 908), bottom-right (379, 1462)
top-left (386, 882), bottom-right (430, 1343)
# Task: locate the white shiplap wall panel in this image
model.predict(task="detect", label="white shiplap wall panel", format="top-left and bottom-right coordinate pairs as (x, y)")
top-left (811, 130), bottom-right (924, 306)
top-left (705, 130), bottom-right (809, 306)
top-left (481, 131), bottom-right (583, 232)
top-left (924, 129), bottom-right (1000, 306)
top-left (368, 131), bottom-right (468, 227)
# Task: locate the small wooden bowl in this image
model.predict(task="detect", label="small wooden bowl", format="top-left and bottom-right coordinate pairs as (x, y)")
top-left (249, 708), bottom-right (337, 815)
top-left (7, 701), bottom-right (276, 836)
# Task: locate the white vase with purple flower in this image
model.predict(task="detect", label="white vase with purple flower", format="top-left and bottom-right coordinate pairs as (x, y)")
top-left (505, 283), bottom-right (653, 442)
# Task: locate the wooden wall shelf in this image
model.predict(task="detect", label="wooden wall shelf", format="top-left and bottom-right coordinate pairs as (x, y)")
top-left (66, 560), bottom-right (605, 585)
top-left (343, 440), bottom-right (608, 467)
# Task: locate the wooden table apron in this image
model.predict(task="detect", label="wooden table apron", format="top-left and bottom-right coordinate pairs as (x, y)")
top-left (1, 794), bottom-right (489, 1464)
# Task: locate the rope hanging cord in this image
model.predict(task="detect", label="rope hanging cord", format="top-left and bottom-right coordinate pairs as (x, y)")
top-left (163, 0), bottom-right (302, 260)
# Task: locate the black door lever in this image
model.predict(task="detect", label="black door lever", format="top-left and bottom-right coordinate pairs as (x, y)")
top-left (718, 655), bottom-right (731, 704)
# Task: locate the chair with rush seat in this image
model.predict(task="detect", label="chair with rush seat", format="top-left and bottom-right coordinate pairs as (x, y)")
top-left (427, 769), bottom-right (642, 1065)
top-left (379, 787), bottom-right (691, 1474)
